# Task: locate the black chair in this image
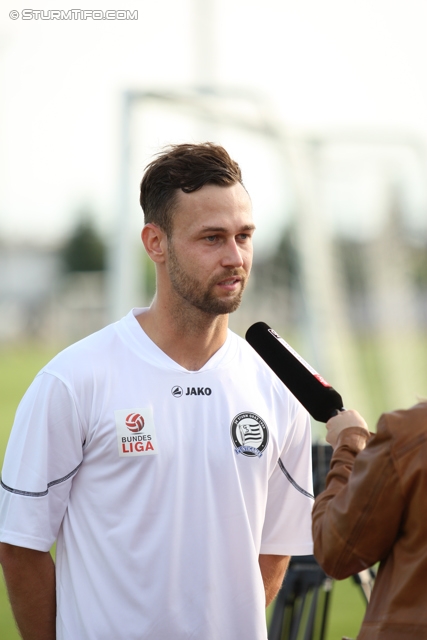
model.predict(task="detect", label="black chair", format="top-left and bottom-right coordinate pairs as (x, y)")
top-left (268, 555), bottom-right (332, 640)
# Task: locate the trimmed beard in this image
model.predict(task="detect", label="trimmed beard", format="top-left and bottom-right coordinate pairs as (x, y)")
top-left (167, 242), bottom-right (247, 316)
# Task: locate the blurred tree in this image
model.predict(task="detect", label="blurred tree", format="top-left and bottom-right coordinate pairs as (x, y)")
top-left (60, 217), bottom-right (106, 272)
top-left (337, 239), bottom-right (368, 296)
top-left (252, 223), bottom-right (300, 292)
top-left (411, 242), bottom-right (427, 290)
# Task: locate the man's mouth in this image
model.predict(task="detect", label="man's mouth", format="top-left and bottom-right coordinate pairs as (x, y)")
top-left (216, 276), bottom-right (242, 290)
top-left (220, 277), bottom-right (240, 284)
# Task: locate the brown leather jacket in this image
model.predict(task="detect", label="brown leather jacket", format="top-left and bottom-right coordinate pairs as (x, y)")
top-left (312, 402), bottom-right (427, 639)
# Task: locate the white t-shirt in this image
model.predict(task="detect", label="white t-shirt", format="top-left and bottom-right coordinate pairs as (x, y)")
top-left (0, 309), bottom-right (313, 640)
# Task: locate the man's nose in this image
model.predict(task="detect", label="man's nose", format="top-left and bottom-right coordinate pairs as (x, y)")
top-left (220, 239), bottom-right (244, 268)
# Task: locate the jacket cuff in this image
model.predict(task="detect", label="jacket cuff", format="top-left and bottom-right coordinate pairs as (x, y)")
top-left (335, 426), bottom-right (372, 453)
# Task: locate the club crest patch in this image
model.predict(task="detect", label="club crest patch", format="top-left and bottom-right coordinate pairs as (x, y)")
top-left (115, 407), bottom-right (158, 457)
top-left (230, 412), bottom-right (269, 458)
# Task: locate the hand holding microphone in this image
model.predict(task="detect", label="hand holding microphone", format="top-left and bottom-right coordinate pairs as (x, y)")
top-left (325, 410), bottom-right (369, 450)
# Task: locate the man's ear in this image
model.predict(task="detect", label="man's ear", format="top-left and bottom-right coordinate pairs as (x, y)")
top-left (141, 223), bottom-right (167, 264)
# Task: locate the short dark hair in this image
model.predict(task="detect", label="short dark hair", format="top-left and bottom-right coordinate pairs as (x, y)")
top-left (139, 142), bottom-right (244, 236)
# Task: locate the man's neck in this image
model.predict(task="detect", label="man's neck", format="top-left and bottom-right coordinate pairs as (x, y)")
top-left (136, 297), bottom-right (229, 371)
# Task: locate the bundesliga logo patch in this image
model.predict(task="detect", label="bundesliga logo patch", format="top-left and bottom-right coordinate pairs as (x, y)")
top-left (230, 412), bottom-right (269, 458)
top-left (115, 407), bottom-right (158, 457)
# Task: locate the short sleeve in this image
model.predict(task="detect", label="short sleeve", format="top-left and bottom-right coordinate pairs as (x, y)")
top-left (260, 403), bottom-right (314, 556)
top-left (0, 372), bottom-right (85, 551)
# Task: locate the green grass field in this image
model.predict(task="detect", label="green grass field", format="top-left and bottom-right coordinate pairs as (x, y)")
top-left (0, 342), bottom-right (368, 639)
top-left (0, 343), bottom-right (60, 639)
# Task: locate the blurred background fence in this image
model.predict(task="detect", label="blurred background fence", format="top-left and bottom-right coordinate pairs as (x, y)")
top-left (1, 121), bottom-right (426, 432)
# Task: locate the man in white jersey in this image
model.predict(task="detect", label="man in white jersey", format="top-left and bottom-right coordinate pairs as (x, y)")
top-left (0, 143), bottom-right (313, 640)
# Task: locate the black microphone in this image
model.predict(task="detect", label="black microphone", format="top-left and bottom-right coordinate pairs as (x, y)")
top-left (245, 322), bottom-right (345, 422)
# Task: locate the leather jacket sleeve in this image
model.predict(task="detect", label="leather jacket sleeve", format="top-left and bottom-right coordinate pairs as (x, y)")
top-left (312, 421), bottom-right (405, 579)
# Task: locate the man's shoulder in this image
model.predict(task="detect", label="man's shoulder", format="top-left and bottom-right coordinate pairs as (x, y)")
top-left (54, 320), bottom-right (117, 355)
top-left (377, 401), bottom-right (427, 447)
top-left (227, 329), bottom-right (305, 410)
top-left (228, 328), bottom-right (272, 369)
top-left (41, 319), bottom-right (122, 381)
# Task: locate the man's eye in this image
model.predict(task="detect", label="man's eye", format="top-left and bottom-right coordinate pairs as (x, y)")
top-left (205, 236), bottom-right (218, 242)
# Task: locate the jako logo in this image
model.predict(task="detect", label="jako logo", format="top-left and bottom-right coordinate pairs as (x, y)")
top-left (171, 386), bottom-right (183, 398)
top-left (125, 413), bottom-right (145, 433)
top-left (185, 387), bottom-right (212, 396)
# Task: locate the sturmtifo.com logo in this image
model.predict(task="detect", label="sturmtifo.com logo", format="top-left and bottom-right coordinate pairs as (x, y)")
top-left (9, 9), bottom-right (138, 21)
top-left (230, 412), bottom-right (269, 458)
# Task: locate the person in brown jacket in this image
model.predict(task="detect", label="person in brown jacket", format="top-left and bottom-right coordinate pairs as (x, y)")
top-left (312, 402), bottom-right (427, 640)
